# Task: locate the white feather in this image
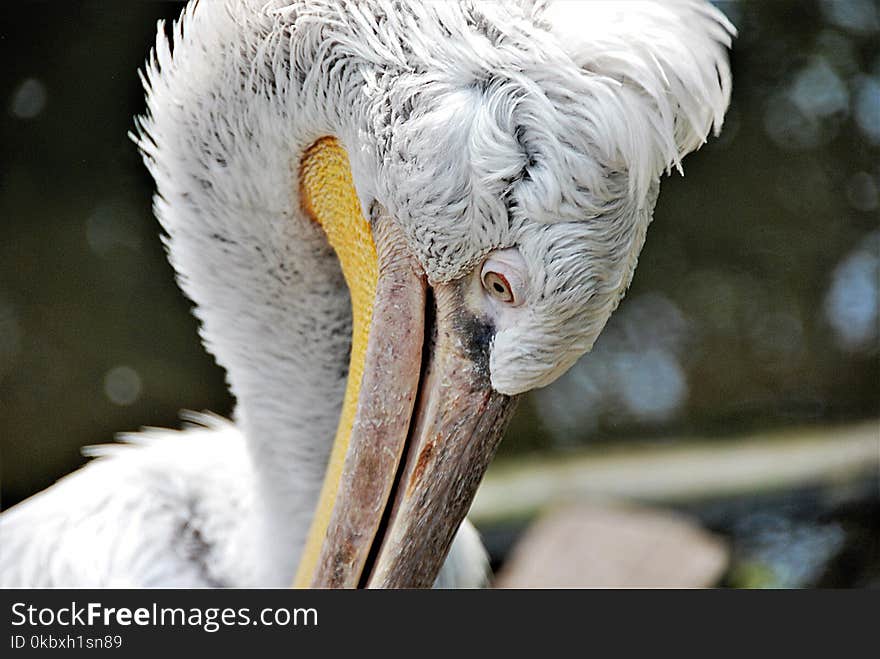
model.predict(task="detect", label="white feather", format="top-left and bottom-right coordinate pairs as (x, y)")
top-left (0, 0), bottom-right (733, 586)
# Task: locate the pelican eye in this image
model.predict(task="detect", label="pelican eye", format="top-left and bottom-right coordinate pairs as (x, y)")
top-left (483, 271), bottom-right (513, 302)
top-left (480, 254), bottom-right (527, 307)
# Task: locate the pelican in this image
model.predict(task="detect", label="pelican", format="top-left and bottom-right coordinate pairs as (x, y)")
top-left (0, 0), bottom-right (733, 588)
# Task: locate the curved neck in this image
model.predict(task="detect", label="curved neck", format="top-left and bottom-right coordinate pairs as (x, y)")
top-left (139, 2), bottom-right (384, 583)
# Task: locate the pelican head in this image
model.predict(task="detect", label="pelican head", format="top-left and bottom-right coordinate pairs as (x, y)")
top-left (136, 0), bottom-right (734, 587)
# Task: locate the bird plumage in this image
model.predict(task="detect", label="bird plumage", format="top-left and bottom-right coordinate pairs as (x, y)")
top-left (0, 413), bottom-right (489, 587)
top-left (0, 0), bottom-right (733, 587)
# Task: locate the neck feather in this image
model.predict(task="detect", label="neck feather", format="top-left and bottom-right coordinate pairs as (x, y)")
top-left (137, 1), bottom-right (379, 582)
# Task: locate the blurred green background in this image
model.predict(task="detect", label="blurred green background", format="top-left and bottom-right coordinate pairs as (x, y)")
top-left (0, 1), bottom-right (877, 586)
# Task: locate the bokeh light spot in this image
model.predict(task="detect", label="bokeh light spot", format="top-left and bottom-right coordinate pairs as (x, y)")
top-left (820, 0), bottom-right (879, 35)
top-left (103, 366), bottom-right (143, 406)
top-left (613, 348), bottom-right (688, 422)
top-left (9, 78), bottom-right (47, 119)
top-left (853, 75), bottom-right (880, 144)
top-left (824, 232), bottom-right (880, 352)
top-left (790, 58), bottom-right (849, 118)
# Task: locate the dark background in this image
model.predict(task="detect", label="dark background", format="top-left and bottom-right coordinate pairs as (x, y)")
top-left (1, 1), bottom-right (877, 586)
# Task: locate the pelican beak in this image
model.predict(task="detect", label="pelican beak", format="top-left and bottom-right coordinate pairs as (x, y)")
top-left (294, 137), bottom-right (516, 588)
top-left (361, 274), bottom-right (518, 588)
top-left (295, 208), bottom-right (516, 588)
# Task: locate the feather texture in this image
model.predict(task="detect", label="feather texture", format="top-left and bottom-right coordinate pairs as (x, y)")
top-left (1, 0), bottom-right (732, 586)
